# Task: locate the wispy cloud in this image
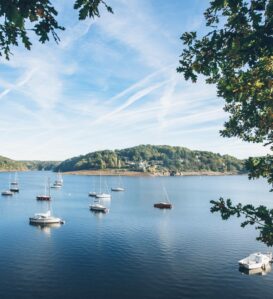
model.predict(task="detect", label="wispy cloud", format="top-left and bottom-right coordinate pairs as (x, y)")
top-left (0, 0), bottom-right (269, 160)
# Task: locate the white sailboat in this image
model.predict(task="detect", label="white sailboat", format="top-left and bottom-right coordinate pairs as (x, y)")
top-left (95, 174), bottom-right (111, 199)
top-left (88, 177), bottom-right (97, 197)
top-left (89, 198), bottom-right (108, 213)
top-left (29, 197), bottom-right (64, 225)
top-left (51, 170), bottom-right (63, 188)
top-left (2, 174), bottom-right (13, 196)
top-left (10, 172), bottom-right (19, 192)
top-left (111, 174), bottom-right (125, 192)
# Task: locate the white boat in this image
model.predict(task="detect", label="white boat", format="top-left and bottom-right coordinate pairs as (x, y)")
top-left (51, 170), bottom-right (63, 188)
top-left (10, 172), bottom-right (19, 192)
top-left (89, 203), bottom-right (108, 212)
top-left (95, 174), bottom-right (111, 199)
top-left (96, 193), bottom-right (111, 199)
top-left (2, 175), bottom-right (13, 196)
top-left (29, 195), bottom-right (64, 225)
top-left (1, 190), bottom-right (13, 196)
top-left (88, 178), bottom-right (97, 197)
top-left (238, 252), bottom-right (272, 270)
top-left (29, 210), bottom-right (65, 224)
top-left (111, 174), bottom-right (125, 192)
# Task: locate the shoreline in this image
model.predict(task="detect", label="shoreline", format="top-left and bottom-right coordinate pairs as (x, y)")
top-left (62, 169), bottom-right (242, 177)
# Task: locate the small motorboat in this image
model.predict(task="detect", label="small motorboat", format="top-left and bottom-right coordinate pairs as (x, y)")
top-left (29, 210), bottom-right (65, 225)
top-left (1, 190), bottom-right (13, 196)
top-left (154, 202), bottom-right (172, 209)
top-left (89, 203), bottom-right (108, 213)
top-left (238, 252), bottom-right (272, 270)
top-left (111, 187), bottom-right (125, 192)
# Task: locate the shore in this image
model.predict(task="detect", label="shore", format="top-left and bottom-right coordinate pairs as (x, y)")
top-left (62, 169), bottom-right (241, 177)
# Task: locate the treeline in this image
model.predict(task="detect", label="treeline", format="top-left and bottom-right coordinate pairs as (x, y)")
top-left (0, 155), bottom-right (27, 171)
top-left (22, 161), bottom-right (60, 171)
top-left (56, 145), bottom-right (246, 174)
top-left (0, 155), bottom-right (60, 171)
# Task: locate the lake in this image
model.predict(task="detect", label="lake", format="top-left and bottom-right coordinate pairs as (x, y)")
top-left (0, 171), bottom-right (272, 299)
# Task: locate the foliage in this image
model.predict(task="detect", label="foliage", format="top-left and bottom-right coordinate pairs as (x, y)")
top-left (177, 0), bottom-right (273, 245)
top-left (0, 0), bottom-right (112, 59)
top-left (211, 198), bottom-right (273, 247)
top-left (23, 160), bottom-right (60, 170)
top-left (56, 144), bottom-right (246, 174)
top-left (0, 155), bottom-right (27, 170)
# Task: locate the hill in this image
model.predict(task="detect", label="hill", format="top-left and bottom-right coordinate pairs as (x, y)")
top-left (56, 145), bottom-right (246, 175)
top-left (0, 155), bottom-right (27, 171)
top-left (0, 156), bottom-right (60, 172)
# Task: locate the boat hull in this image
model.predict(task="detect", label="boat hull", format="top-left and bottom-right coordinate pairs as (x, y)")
top-left (29, 217), bottom-right (64, 224)
top-left (111, 188), bottom-right (125, 192)
top-left (154, 203), bottom-right (172, 209)
top-left (95, 193), bottom-right (111, 199)
top-left (36, 196), bottom-right (51, 201)
top-left (89, 192), bottom-right (97, 197)
top-left (10, 188), bottom-right (19, 192)
top-left (90, 205), bottom-right (107, 212)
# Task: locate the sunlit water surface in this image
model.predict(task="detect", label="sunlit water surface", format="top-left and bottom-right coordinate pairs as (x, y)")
top-left (0, 172), bottom-right (272, 299)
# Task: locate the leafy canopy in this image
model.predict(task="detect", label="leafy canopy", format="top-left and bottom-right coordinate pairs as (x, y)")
top-left (0, 0), bottom-right (112, 59)
top-left (177, 0), bottom-right (273, 245)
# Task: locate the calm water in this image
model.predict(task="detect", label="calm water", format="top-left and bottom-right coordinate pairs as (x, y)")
top-left (0, 172), bottom-right (272, 299)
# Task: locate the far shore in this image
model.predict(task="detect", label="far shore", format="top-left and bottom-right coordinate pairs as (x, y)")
top-left (62, 169), bottom-right (242, 177)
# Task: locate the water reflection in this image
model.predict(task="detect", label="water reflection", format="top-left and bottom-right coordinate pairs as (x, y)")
top-left (29, 222), bottom-right (62, 236)
top-left (239, 264), bottom-right (272, 276)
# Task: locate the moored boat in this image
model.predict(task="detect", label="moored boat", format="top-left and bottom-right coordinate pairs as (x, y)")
top-left (89, 203), bottom-right (108, 213)
top-left (37, 178), bottom-right (51, 201)
top-left (111, 187), bottom-right (125, 192)
top-left (154, 187), bottom-right (172, 209)
top-left (1, 190), bottom-right (13, 196)
top-left (10, 173), bottom-right (19, 192)
top-left (89, 192), bottom-right (97, 197)
top-left (238, 252), bottom-right (272, 270)
top-left (29, 210), bottom-right (65, 225)
top-left (154, 202), bottom-right (172, 209)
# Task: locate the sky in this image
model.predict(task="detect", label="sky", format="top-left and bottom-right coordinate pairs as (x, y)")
top-left (0, 0), bottom-right (270, 161)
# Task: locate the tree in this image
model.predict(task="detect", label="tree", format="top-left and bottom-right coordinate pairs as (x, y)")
top-left (0, 0), bottom-right (112, 59)
top-left (177, 0), bottom-right (273, 245)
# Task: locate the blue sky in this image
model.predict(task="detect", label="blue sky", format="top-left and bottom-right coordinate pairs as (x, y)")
top-left (0, 0), bottom-right (269, 160)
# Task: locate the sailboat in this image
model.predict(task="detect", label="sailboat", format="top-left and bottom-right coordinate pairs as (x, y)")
top-left (10, 172), bottom-right (19, 192)
top-left (29, 197), bottom-right (64, 225)
top-left (95, 174), bottom-right (111, 199)
top-left (1, 174), bottom-right (13, 196)
top-left (88, 177), bottom-right (97, 197)
top-left (89, 198), bottom-right (108, 213)
top-left (111, 174), bottom-right (125, 192)
top-left (36, 177), bottom-right (51, 200)
top-left (154, 187), bottom-right (172, 209)
top-left (51, 170), bottom-right (63, 188)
